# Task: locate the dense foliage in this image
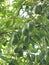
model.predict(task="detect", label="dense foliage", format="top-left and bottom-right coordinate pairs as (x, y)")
top-left (0, 0), bottom-right (49, 65)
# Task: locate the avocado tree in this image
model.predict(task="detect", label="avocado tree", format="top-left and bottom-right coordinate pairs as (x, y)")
top-left (0, 0), bottom-right (49, 65)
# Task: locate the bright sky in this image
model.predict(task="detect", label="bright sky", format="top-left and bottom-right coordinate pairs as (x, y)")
top-left (8, 0), bottom-right (13, 4)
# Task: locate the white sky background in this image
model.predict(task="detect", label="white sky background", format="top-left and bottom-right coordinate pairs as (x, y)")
top-left (8, 0), bottom-right (13, 4)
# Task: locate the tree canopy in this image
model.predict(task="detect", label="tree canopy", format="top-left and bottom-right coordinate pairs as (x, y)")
top-left (0, 0), bottom-right (49, 65)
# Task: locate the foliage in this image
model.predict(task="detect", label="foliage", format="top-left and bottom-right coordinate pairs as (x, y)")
top-left (0, 0), bottom-right (49, 65)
